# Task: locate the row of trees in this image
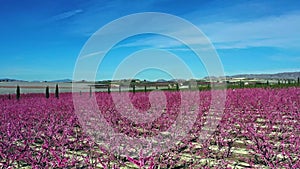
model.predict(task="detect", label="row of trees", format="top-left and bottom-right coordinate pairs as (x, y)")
top-left (13, 84), bottom-right (59, 100)
top-left (129, 83), bottom-right (180, 93)
top-left (45, 84), bottom-right (59, 99)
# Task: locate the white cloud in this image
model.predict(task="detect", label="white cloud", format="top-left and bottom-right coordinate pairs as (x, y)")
top-left (115, 36), bottom-right (182, 49)
top-left (112, 26), bottom-right (214, 52)
top-left (199, 12), bottom-right (300, 49)
top-left (69, 8), bottom-right (300, 52)
top-left (109, 12), bottom-right (300, 51)
top-left (51, 9), bottom-right (83, 21)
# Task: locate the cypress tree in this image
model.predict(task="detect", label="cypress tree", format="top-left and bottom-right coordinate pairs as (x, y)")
top-left (55, 84), bottom-right (59, 99)
top-left (131, 80), bottom-right (136, 93)
top-left (89, 86), bottom-right (92, 98)
top-left (176, 83), bottom-right (179, 91)
top-left (108, 85), bottom-right (111, 94)
top-left (298, 77), bottom-right (300, 85)
top-left (16, 85), bottom-right (20, 100)
top-left (144, 80), bottom-right (147, 93)
top-left (133, 84), bottom-right (135, 93)
top-left (45, 86), bottom-right (50, 99)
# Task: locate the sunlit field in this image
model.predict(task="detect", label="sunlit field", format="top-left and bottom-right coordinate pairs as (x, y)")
top-left (0, 87), bottom-right (299, 168)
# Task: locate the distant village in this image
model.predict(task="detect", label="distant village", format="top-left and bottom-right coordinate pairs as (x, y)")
top-left (88, 75), bottom-right (300, 91)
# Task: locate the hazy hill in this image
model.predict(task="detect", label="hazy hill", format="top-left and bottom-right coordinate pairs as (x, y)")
top-left (0, 78), bottom-right (27, 82)
top-left (228, 72), bottom-right (300, 80)
top-left (49, 79), bottom-right (72, 83)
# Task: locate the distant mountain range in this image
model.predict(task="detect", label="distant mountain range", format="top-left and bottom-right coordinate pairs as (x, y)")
top-left (0, 78), bottom-right (27, 82)
top-left (49, 79), bottom-right (72, 83)
top-left (226, 72), bottom-right (300, 80)
top-left (1, 72), bottom-right (299, 82)
top-left (0, 78), bottom-right (73, 82)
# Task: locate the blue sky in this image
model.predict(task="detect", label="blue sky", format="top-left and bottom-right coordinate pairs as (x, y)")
top-left (0, 0), bottom-right (300, 81)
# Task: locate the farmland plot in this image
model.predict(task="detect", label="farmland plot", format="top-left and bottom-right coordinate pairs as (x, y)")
top-left (0, 87), bottom-right (299, 168)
